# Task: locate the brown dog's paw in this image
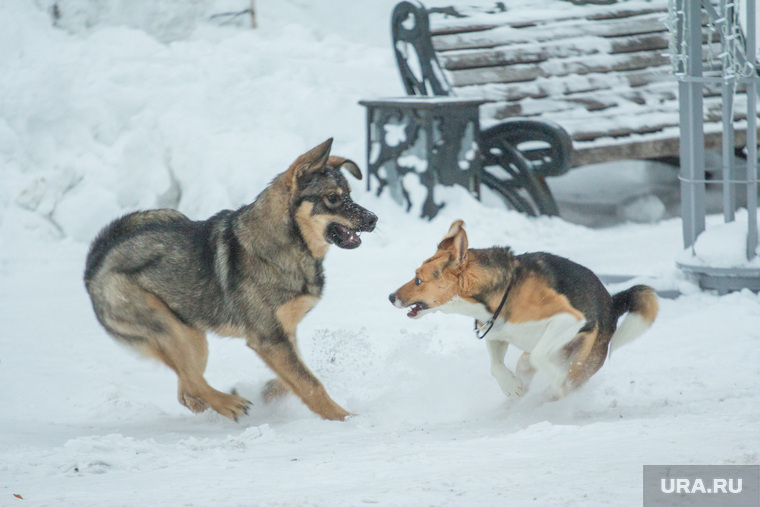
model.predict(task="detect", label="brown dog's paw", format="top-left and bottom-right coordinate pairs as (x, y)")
top-left (207, 389), bottom-right (251, 422)
top-left (179, 392), bottom-right (209, 413)
top-left (320, 404), bottom-right (355, 422)
top-left (261, 378), bottom-right (290, 402)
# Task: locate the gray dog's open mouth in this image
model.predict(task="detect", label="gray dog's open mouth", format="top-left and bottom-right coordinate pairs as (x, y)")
top-left (328, 223), bottom-right (362, 249)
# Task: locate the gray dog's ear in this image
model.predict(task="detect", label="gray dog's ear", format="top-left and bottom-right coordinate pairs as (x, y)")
top-left (285, 138), bottom-right (333, 189)
top-left (327, 156), bottom-right (362, 180)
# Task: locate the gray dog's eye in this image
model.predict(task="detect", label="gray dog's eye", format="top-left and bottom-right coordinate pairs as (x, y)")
top-left (324, 194), bottom-right (342, 207)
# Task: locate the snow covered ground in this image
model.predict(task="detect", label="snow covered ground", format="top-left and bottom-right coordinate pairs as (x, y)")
top-left (1, 1), bottom-right (759, 506)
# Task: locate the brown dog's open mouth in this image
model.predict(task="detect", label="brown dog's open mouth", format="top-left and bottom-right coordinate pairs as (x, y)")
top-left (407, 302), bottom-right (428, 318)
top-left (328, 223), bottom-right (362, 249)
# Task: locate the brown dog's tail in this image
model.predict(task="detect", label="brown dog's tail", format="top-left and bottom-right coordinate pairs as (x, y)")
top-left (608, 285), bottom-right (659, 358)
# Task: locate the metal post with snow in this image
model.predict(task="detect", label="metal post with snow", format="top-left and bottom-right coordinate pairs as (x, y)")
top-left (671, 0), bottom-right (760, 292)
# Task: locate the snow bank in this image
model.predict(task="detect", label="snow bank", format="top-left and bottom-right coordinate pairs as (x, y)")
top-left (0, 0), bottom-right (399, 242)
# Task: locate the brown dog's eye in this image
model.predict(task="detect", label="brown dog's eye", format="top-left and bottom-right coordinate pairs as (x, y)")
top-left (324, 194), bottom-right (342, 207)
top-left (415, 277), bottom-right (422, 286)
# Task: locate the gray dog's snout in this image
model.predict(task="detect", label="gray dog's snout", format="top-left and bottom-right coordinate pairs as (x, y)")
top-left (363, 212), bottom-right (378, 231)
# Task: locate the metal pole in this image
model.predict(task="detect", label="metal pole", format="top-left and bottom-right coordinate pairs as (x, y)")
top-left (722, 0), bottom-right (737, 223)
top-left (746, 0), bottom-right (758, 260)
top-left (681, 0), bottom-right (706, 250)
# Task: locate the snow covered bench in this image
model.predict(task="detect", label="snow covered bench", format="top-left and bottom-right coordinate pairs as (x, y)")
top-left (391, 0), bottom-right (757, 214)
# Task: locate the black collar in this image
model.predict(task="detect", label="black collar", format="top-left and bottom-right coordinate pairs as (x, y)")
top-left (473, 283), bottom-right (511, 340)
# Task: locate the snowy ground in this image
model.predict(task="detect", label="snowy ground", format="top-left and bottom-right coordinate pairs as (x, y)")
top-left (1, 1), bottom-right (759, 506)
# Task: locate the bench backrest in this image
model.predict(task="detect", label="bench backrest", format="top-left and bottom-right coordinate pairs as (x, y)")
top-left (392, 0), bottom-right (754, 167)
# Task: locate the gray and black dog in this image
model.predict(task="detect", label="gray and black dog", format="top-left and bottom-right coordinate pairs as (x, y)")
top-left (84, 139), bottom-right (377, 421)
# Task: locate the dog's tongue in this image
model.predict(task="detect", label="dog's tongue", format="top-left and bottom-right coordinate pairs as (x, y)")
top-left (335, 224), bottom-right (360, 247)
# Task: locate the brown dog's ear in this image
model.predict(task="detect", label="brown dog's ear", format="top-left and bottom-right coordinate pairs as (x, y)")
top-left (285, 138), bottom-right (333, 189)
top-left (449, 226), bottom-right (468, 270)
top-left (327, 156), bottom-right (362, 180)
top-left (437, 220), bottom-right (468, 269)
top-left (437, 220), bottom-right (465, 250)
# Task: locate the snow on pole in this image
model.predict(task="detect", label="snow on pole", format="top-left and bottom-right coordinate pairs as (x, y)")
top-left (671, 0), bottom-right (760, 292)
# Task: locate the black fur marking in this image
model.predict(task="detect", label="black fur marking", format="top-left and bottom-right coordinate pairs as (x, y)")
top-left (221, 216), bottom-right (242, 293)
top-left (84, 213), bottom-right (144, 283)
top-left (579, 319), bottom-right (596, 334)
top-left (469, 248), bottom-right (516, 310)
top-left (612, 285), bottom-right (652, 319)
top-left (84, 211), bottom-right (188, 284)
top-left (113, 255), bottom-right (163, 276)
top-left (288, 205), bottom-right (312, 254)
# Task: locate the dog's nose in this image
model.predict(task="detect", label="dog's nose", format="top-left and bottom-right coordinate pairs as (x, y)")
top-left (388, 293), bottom-right (396, 305)
top-left (364, 212), bottom-right (378, 231)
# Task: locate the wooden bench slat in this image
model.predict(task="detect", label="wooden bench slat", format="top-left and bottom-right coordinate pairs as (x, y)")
top-left (427, 3), bottom-right (665, 37)
top-left (438, 32), bottom-right (675, 71)
top-left (481, 83), bottom-right (678, 119)
top-left (454, 67), bottom-right (675, 103)
top-left (447, 49), bottom-right (673, 87)
top-left (572, 128), bottom-right (756, 167)
top-left (479, 79), bottom-right (750, 121)
top-left (432, 12), bottom-right (667, 52)
top-left (548, 94), bottom-right (755, 143)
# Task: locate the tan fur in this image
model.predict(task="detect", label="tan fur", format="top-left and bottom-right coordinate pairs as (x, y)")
top-left (137, 293), bottom-right (251, 419)
top-left (502, 275), bottom-right (584, 324)
top-left (212, 323), bottom-right (247, 339)
top-left (283, 139), bottom-right (332, 192)
top-left (251, 339), bottom-right (351, 421)
top-left (277, 295), bottom-right (319, 337)
top-left (294, 202), bottom-right (357, 259)
top-left (637, 287), bottom-right (660, 323)
top-left (294, 202), bottom-right (332, 258)
top-left (327, 155), bottom-right (362, 181)
top-left (394, 253), bottom-right (475, 309)
top-left (564, 329), bottom-right (602, 388)
top-left (515, 352), bottom-right (536, 386)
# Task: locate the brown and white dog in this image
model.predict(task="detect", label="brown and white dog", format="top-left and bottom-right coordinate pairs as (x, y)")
top-left (389, 220), bottom-right (658, 400)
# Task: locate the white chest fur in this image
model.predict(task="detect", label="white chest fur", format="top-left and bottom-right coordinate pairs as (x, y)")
top-left (486, 313), bottom-right (585, 352)
top-left (437, 297), bottom-right (585, 352)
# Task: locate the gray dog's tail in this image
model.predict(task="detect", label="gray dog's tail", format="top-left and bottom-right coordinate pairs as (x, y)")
top-left (608, 285), bottom-right (659, 358)
top-left (84, 210), bottom-right (186, 286)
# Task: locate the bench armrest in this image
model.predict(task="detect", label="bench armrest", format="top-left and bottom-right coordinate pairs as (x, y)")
top-left (392, 1), bottom-right (451, 96)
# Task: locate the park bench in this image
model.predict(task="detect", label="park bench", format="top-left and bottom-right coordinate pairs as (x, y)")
top-left (375, 0), bottom-right (756, 216)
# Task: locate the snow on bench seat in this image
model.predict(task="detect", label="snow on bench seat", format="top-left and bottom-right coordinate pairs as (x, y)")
top-left (408, 0), bottom-right (757, 167)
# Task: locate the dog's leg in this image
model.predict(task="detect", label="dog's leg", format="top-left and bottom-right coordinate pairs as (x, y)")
top-left (126, 291), bottom-right (251, 421)
top-left (261, 378), bottom-right (290, 402)
top-left (248, 332), bottom-right (350, 421)
top-left (261, 333), bottom-right (303, 402)
top-left (563, 329), bottom-right (605, 393)
top-left (528, 313), bottom-right (586, 400)
top-left (515, 352), bottom-right (537, 389)
top-left (262, 295), bottom-right (317, 403)
top-left (486, 340), bottom-right (524, 398)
